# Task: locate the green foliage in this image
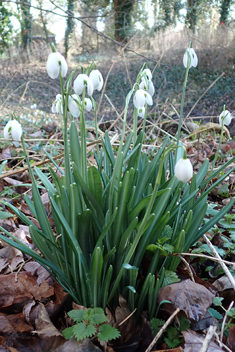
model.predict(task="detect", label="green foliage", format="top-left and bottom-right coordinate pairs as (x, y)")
top-left (150, 316), bottom-right (190, 348)
top-left (0, 4), bottom-right (13, 53)
top-left (150, 318), bottom-right (165, 335)
top-left (208, 308), bottom-right (223, 320)
top-left (62, 308), bottom-right (120, 343)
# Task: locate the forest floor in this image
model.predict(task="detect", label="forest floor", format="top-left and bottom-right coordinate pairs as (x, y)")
top-left (0, 46), bottom-right (235, 351)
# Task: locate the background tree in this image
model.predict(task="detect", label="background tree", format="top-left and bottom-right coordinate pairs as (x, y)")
top-left (0, 3), bottom-right (13, 54)
top-left (20, 0), bottom-right (32, 50)
top-left (113, 0), bottom-right (134, 42)
top-left (65, 0), bottom-right (75, 58)
top-left (220, 0), bottom-right (232, 24)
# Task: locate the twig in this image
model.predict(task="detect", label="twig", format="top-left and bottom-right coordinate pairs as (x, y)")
top-left (118, 308), bottom-right (137, 327)
top-left (185, 72), bottom-right (225, 120)
top-left (220, 301), bottom-right (234, 343)
top-left (179, 255), bottom-right (195, 282)
top-left (0, 139), bottom-right (102, 179)
top-left (199, 325), bottom-right (217, 352)
top-left (203, 235), bottom-right (235, 291)
top-left (214, 332), bottom-right (233, 352)
top-left (174, 252), bottom-right (235, 267)
top-left (145, 308), bottom-right (180, 352)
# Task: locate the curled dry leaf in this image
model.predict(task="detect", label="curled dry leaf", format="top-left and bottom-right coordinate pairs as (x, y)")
top-left (34, 304), bottom-right (62, 338)
top-left (213, 275), bottom-right (235, 291)
top-left (227, 324), bottom-right (235, 352)
top-left (158, 280), bottom-right (215, 321)
top-left (182, 330), bottom-right (223, 352)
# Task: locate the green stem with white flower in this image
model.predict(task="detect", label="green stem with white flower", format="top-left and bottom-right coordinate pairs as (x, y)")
top-left (175, 62), bottom-right (190, 162)
top-left (209, 120), bottom-right (224, 177)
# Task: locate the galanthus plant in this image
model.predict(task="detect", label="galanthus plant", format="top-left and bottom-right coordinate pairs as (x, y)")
top-left (0, 44), bottom-right (235, 321)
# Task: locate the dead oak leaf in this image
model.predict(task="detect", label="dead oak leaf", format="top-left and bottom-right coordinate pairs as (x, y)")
top-left (0, 273), bottom-right (54, 309)
top-left (158, 279), bottom-right (215, 321)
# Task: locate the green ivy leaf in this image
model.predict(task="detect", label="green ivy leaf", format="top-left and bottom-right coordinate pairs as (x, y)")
top-left (226, 308), bottom-right (235, 318)
top-left (97, 324), bottom-right (120, 342)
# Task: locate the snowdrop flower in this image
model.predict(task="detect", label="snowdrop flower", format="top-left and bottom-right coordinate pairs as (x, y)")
top-left (133, 89), bottom-right (153, 109)
top-left (137, 107), bottom-right (145, 118)
top-left (51, 94), bottom-right (63, 114)
top-left (46, 52), bottom-right (68, 79)
top-left (183, 48), bottom-right (198, 69)
top-left (142, 68), bottom-right (152, 80)
top-left (139, 78), bottom-right (155, 97)
top-left (84, 98), bottom-right (92, 112)
top-left (73, 74), bottom-right (93, 96)
top-left (68, 95), bottom-right (81, 118)
top-left (174, 158), bottom-right (193, 183)
top-left (89, 70), bottom-right (103, 91)
top-left (4, 120), bottom-right (22, 142)
top-left (30, 103), bottom-right (37, 110)
top-left (219, 110), bottom-right (232, 126)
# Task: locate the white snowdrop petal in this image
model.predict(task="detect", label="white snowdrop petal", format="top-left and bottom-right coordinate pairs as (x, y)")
top-left (11, 121), bottom-right (23, 141)
top-left (134, 90), bottom-right (146, 108)
top-left (89, 70), bottom-right (104, 91)
top-left (68, 95), bottom-right (81, 117)
top-left (144, 91), bottom-right (153, 106)
top-left (84, 98), bottom-right (92, 112)
top-left (4, 120), bottom-right (22, 142)
top-left (219, 110), bottom-right (232, 126)
top-left (46, 52), bottom-right (67, 79)
top-left (4, 121), bottom-right (12, 140)
top-left (143, 68), bottom-right (152, 80)
top-left (137, 107), bottom-right (145, 118)
top-left (174, 158), bottom-right (193, 183)
top-left (86, 78), bottom-right (94, 96)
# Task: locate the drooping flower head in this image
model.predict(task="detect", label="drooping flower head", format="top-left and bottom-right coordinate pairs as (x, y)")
top-left (219, 110), bottom-right (232, 126)
top-left (89, 70), bottom-right (103, 91)
top-left (139, 78), bottom-right (155, 97)
top-left (133, 89), bottom-right (153, 109)
top-left (68, 95), bottom-right (81, 118)
top-left (51, 94), bottom-right (63, 114)
top-left (73, 74), bottom-right (94, 96)
top-left (84, 98), bottom-right (92, 112)
top-left (4, 120), bottom-right (22, 142)
top-left (142, 68), bottom-right (152, 80)
top-left (174, 157), bottom-right (193, 183)
top-left (137, 107), bottom-right (145, 118)
top-left (183, 48), bottom-right (198, 69)
top-left (46, 52), bottom-right (68, 79)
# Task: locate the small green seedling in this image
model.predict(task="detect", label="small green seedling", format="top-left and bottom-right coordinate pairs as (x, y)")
top-left (62, 307), bottom-right (120, 342)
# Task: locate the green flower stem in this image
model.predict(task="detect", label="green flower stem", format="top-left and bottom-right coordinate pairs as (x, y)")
top-left (175, 61), bottom-right (190, 162)
top-left (59, 70), bottom-right (71, 190)
top-left (80, 89), bottom-right (88, 182)
top-left (209, 120), bottom-right (224, 176)
top-left (108, 148), bottom-right (170, 303)
top-left (133, 107), bottom-right (138, 145)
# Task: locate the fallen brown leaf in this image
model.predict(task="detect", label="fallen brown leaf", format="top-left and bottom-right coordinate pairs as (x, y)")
top-left (183, 330), bottom-right (223, 352)
top-left (158, 279), bottom-right (215, 321)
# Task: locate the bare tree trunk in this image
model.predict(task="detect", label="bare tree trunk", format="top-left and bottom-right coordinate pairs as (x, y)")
top-left (113, 0), bottom-right (134, 43)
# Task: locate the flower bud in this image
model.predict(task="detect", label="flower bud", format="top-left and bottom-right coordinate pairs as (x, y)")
top-left (89, 70), bottom-right (103, 91)
top-left (46, 52), bottom-right (68, 79)
top-left (219, 110), bottom-right (232, 126)
top-left (68, 95), bottom-right (81, 118)
top-left (174, 158), bottom-right (193, 183)
top-left (183, 48), bottom-right (198, 69)
top-left (4, 120), bottom-right (22, 142)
